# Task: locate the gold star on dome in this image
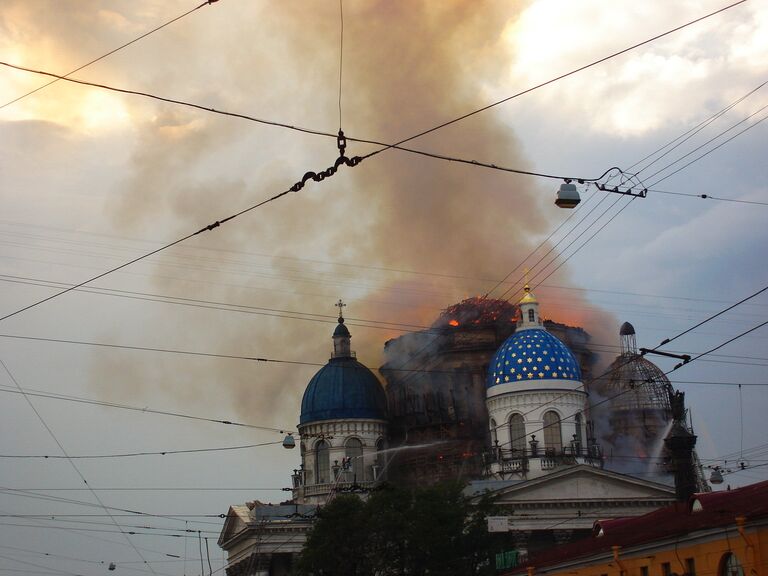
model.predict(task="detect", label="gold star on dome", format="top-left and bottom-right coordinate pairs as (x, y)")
top-left (552, 372), bottom-right (558, 377)
top-left (517, 359), bottom-right (523, 364)
top-left (544, 365), bottom-right (550, 371)
top-left (505, 375), bottom-right (510, 382)
top-left (537, 357), bottom-right (542, 362)
top-left (527, 358), bottom-right (533, 363)
top-left (496, 377), bottom-right (500, 384)
top-left (517, 374), bottom-right (522, 380)
top-left (538, 372), bottom-right (544, 377)
top-left (505, 360), bottom-right (509, 365)
top-left (527, 372), bottom-right (533, 378)
top-left (511, 353), bottom-right (517, 357)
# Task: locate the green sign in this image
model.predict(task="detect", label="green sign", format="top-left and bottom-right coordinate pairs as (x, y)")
top-left (495, 550), bottom-right (519, 570)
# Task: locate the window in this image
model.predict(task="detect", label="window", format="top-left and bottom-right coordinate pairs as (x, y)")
top-left (528, 309), bottom-right (535, 322)
top-left (543, 411), bottom-right (562, 452)
top-left (315, 440), bottom-right (329, 484)
top-left (720, 553), bottom-right (744, 576)
top-left (509, 414), bottom-right (526, 452)
top-left (490, 419), bottom-right (498, 445)
top-left (345, 438), bottom-right (364, 481)
top-left (640, 566), bottom-right (649, 576)
top-left (685, 558), bottom-right (696, 576)
top-left (662, 562), bottom-right (672, 576)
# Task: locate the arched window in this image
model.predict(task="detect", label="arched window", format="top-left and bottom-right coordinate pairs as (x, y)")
top-left (490, 419), bottom-right (498, 445)
top-left (720, 553), bottom-right (744, 576)
top-left (315, 440), bottom-right (329, 484)
top-left (528, 309), bottom-right (535, 322)
top-left (345, 438), bottom-right (364, 481)
top-left (509, 414), bottom-right (526, 453)
top-left (543, 411), bottom-right (562, 453)
top-left (574, 413), bottom-right (583, 452)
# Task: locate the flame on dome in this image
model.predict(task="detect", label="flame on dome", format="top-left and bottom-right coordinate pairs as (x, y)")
top-left (433, 296), bottom-right (518, 329)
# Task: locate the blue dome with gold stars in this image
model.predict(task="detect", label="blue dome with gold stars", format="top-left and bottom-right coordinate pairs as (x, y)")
top-left (487, 327), bottom-right (581, 389)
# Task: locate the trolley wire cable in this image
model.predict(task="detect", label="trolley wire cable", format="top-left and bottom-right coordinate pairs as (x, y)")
top-left (0, 0), bottom-right (216, 111)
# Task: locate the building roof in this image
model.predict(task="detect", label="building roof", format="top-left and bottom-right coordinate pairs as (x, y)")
top-left (487, 327), bottom-right (581, 389)
top-left (504, 480), bottom-right (768, 574)
top-left (300, 357), bottom-right (387, 424)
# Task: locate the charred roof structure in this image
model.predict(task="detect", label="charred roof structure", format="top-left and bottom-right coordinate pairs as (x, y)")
top-left (380, 297), bottom-right (596, 486)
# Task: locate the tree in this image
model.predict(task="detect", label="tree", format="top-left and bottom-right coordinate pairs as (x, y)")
top-left (295, 481), bottom-right (502, 576)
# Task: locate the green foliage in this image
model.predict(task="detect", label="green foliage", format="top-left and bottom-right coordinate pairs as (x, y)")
top-left (295, 482), bottom-right (502, 576)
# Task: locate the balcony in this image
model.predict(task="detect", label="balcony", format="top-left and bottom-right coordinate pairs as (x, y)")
top-left (486, 445), bottom-right (602, 477)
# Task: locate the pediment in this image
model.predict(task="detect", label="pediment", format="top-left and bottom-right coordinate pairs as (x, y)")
top-left (218, 506), bottom-right (251, 547)
top-left (474, 465), bottom-right (675, 505)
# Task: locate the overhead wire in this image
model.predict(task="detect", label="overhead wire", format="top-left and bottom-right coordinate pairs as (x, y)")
top-left (0, 0), bottom-right (216, 110)
top-left (0, 1), bottom-right (750, 193)
top-left (0, 146), bottom-right (365, 324)
top-left (643, 102), bottom-right (768, 185)
top-left (491, 282), bottom-right (768, 439)
top-left (0, 440), bottom-right (282, 459)
top-left (0, 382), bottom-right (291, 434)
top-left (648, 111), bottom-right (768, 188)
top-left (0, 358), bottom-right (158, 573)
top-left (338, 0), bottom-right (344, 131)
top-left (631, 78), bottom-right (768, 176)
top-left (357, 0), bottom-right (749, 163)
top-left (501, 79), bottom-right (768, 299)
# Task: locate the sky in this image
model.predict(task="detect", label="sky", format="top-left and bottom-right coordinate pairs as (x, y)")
top-left (1, 0), bottom-right (767, 574)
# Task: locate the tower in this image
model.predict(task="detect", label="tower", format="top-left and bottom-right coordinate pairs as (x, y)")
top-left (293, 303), bottom-right (388, 504)
top-left (485, 285), bottom-right (600, 479)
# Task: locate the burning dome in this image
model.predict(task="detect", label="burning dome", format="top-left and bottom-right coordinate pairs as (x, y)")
top-left (487, 328), bottom-right (582, 388)
top-left (300, 316), bottom-right (387, 424)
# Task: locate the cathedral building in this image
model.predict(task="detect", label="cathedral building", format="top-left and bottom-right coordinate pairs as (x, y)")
top-left (219, 289), bottom-right (705, 575)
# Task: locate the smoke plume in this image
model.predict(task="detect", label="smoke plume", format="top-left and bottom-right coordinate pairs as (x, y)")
top-left (8, 1), bottom-right (620, 430)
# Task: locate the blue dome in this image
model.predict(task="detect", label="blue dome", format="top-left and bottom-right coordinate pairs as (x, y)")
top-left (487, 328), bottom-right (581, 389)
top-left (300, 357), bottom-right (387, 424)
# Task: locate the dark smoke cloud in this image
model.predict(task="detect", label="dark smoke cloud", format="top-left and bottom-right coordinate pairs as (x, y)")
top-left (8, 1), bottom-right (620, 428)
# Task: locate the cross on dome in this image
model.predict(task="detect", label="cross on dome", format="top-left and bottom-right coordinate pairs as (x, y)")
top-left (335, 299), bottom-right (346, 322)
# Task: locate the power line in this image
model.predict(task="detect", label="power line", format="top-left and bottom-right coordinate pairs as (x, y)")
top-left (0, 2), bottom-right (749, 192)
top-left (358, 0), bottom-right (749, 162)
top-left (0, 152), bottom-right (362, 324)
top-left (0, 383), bottom-right (291, 434)
top-left (0, 440), bottom-right (281, 460)
top-left (0, 359), bottom-right (158, 573)
top-left (0, 57), bottom-right (625, 186)
top-left (648, 111), bottom-right (768, 188)
top-left (631, 79), bottom-right (768, 175)
top-left (644, 103), bottom-right (768, 185)
top-left (337, 0), bottom-right (344, 131)
top-left (493, 283), bottom-right (768, 446)
top-left (647, 188), bottom-right (768, 206)
top-left (0, 1), bottom-right (215, 110)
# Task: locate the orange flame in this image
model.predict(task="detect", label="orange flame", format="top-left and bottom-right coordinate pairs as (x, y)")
top-left (448, 319), bottom-right (459, 327)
